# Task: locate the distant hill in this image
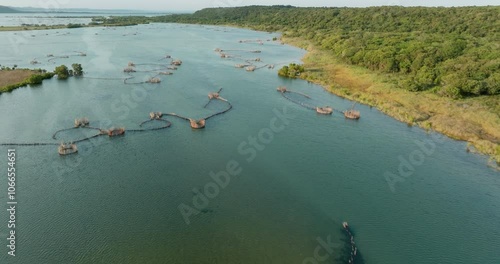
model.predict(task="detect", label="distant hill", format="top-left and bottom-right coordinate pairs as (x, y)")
top-left (10, 6), bottom-right (165, 14)
top-left (0, 5), bottom-right (23, 13)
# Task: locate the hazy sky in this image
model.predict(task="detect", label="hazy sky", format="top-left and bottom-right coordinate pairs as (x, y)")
top-left (3, 0), bottom-right (498, 11)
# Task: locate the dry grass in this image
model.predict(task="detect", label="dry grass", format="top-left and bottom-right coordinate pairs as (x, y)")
top-left (0, 69), bottom-right (36, 88)
top-left (284, 37), bottom-right (500, 164)
top-left (0, 25), bottom-right (67, 31)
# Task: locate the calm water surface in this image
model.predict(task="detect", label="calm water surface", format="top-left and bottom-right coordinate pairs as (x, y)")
top-left (0, 23), bottom-right (499, 264)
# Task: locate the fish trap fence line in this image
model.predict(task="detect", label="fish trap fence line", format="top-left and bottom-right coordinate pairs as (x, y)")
top-left (73, 134), bottom-right (104, 144)
top-left (162, 100), bottom-right (232, 124)
top-left (52, 126), bottom-right (103, 140)
top-left (52, 126), bottom-right (102, 140)
top-left (54, 130), bottom-right (105, 144)
top-left (217, 49), bottom-right (262, 53)
top-left (0, 143), bottom-right (59, 146)
top-left (280, 91), bottom-right (316, 111)
top-left (133, 69), bottom-right (168, 73)
top-left (163, 113), bottom-right (190, 121)
top-left (204, 88), bottom-right (224, 108)
top-left (123, 76), bottom-right (146, 85)
top-left (83, 76), bottom-right (128, 81)
top-left (2, 90), bottom-right (232, 152)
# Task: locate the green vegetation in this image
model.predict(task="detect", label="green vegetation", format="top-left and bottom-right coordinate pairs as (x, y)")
top-left (278, 63), bottom-right (305, 78)
top-left (148, 5), bottom-right (499, 163)
top-left (90, 16), bottom-right (144, 27)
top-left (0, 69), bottom-right (54, 93)
top-left (72, 63), bottom-right (83, 76)
top-left (0, 63), bottom-right (83, 93)
top-left (152, 6), bottom-right (499, 98)
top-left (55, 65), bottom-right (70, 80)
top-left (0, 6), bottom-right (498, 162)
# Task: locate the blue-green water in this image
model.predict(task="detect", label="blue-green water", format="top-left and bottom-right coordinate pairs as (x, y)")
top-left (0, 23), bottom-right (499, 264)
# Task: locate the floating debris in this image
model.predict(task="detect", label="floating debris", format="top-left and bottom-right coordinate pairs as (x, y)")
top-left (277, 86), bottom-right (320, 111)
top-left (2, 84), bottom-right (235, 154)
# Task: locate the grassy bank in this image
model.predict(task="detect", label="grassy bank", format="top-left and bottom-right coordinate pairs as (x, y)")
top-left (284, 37), bottom-right (499, 164)
top-left (0, 69), bottom-right (54, 93)
top-left (146, 5), bottom-right (499, 164)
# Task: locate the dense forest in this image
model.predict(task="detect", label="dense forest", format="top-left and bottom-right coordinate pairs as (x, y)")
top-left (134, 5), bottom-right (499, 98)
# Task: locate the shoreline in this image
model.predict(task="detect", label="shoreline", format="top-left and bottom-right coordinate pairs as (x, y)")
top-left (0, 68), bottom-right (57, 93)
top-left (1, 22), bottom-right (498, 165)
top-left (281, 36), bottom-right (499, 166)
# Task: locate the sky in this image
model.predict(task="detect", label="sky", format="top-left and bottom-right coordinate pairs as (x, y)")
top-left (2, 0), bottom-right (498, 11)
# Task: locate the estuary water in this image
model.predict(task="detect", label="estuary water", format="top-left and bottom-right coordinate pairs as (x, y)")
top-left (0, 22), bottom-right (499, 264)
top-left (0, 12), bottom-right (166, 27)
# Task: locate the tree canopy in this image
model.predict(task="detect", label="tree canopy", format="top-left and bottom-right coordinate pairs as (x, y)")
top-left (151, 6), bottom-right (500, 98)
top-left (278, 63), bottom-right (305, 78)
top-left (54, 65), bottom-right (69, 80)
